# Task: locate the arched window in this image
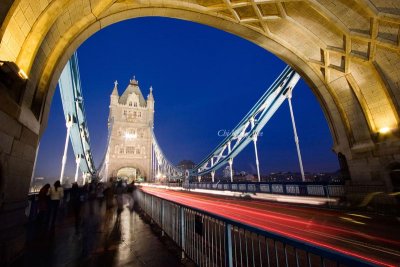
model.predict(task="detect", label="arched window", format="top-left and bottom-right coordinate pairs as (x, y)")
top-left (134, 102), bottom-right (137, 107)
top-left (129, 102), bottom-right (132, 106)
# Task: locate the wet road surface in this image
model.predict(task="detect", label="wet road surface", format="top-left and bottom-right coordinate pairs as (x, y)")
top-left (141, 187), bottom-right (400, 267)
top-left (13, 195), bottom-right (191, 267)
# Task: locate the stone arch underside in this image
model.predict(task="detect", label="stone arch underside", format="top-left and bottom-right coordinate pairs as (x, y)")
top-left (1, 0), bottom-right (400, 185)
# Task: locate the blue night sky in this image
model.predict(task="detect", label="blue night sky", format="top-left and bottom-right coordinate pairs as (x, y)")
top-left (35, 17), bottom-right (338, 179)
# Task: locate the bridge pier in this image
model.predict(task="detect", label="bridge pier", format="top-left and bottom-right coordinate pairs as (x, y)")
top-left (0, 79), bottom-right (39, 264)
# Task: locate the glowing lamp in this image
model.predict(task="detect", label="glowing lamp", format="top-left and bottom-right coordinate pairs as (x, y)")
top-left (124, 132), bottom-right (136, 140)
top-left (18, 68), bottom-right (28, 79)
top-left (378, 127), bottom-right (391, 134)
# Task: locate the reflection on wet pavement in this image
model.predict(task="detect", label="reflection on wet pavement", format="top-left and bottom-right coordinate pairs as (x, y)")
top-left (13, 195), bottom-right (189, 267)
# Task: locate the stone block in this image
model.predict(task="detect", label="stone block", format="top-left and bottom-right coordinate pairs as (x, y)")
top-left (0, 131), bottom-right (13, 155)
top-left (0, 111), bottom-right (21, 138)
top-left (10, 140), bottom-right (25, 159)
top-left (19, 126), bottom-right (38, 148)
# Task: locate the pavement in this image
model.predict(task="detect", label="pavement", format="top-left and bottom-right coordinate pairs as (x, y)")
top-left (12, 195), bottom-right (193, 267)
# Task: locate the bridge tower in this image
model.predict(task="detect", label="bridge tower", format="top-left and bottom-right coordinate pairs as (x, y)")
top-left (103, 78), bottom-right (154, 182)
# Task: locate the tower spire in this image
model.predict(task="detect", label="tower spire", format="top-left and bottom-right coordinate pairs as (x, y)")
top-left (147, 86), bottom-right (154, 101)
top-left (111, 80), bottom-right (119, 96)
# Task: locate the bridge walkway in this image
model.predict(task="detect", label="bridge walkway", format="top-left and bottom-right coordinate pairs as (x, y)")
top-left (12, 195), bottom-right (190, 267)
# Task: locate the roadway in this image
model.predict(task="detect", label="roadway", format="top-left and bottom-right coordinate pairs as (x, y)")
top-left (140, 186), bottom-right (400, 267)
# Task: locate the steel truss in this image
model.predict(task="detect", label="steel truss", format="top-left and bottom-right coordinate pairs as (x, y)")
top-left (59, 52), bottom-right (96, 178)
top-left (191, 66), bottom-right (301, 178)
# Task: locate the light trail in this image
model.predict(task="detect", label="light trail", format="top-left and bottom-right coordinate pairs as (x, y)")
top-left (140, 187), bottom-right (400, 267)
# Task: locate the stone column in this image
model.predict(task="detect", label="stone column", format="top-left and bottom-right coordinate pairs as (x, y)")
top-left (0, 65), bottom-right (40, 263)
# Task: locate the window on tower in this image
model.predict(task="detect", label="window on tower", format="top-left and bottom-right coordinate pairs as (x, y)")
top-left (129, 102), bottom-right (132, 106)
top-left (126, 146), bottom-right (135, 154)
top-left (134, 102), bottom-right (137, 107)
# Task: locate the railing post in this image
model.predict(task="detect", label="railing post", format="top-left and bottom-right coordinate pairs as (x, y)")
top-left (180, 207), bottom-right (185, 259)
top-left (225, 223), bottom-right (233, 267)
top-left (151, 195), bottom-right (154, 222)
top-left (161, 199), bottom-right (165, 236)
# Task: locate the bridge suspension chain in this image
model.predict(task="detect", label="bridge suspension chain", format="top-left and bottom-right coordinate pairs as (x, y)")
top-left (58, 52), bottom-right (96, 183)
top-left (151, 131), bottom-right (183, 181)
top-left (190, 66), bottom-right (302, 180)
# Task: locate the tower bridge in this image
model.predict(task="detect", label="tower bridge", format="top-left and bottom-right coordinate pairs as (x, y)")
top-left (1, 1), bottom-right (400, 265)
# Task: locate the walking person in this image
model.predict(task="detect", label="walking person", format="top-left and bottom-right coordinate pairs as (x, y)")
top-left (115, 180), bottom-right (124, 213)
top-left (103, 182), bottom-right (114, 209)
top-left (48, 180), bottom-right (64, 230)
top-left (37, 183), bottom-right (50, 230)
top-left (70, 182), bottom-right (82, 234)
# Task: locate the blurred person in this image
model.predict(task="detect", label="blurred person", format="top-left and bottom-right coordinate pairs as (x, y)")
top-left (103, 182), bottom-right (114, 209)
top-left (115, 180), bottom-right (124, 213)
top-left (37, 183), bottom-right (50, 229)
top-left (48, 180), bottom-right (64, 230)
top-left (70, 182), bottom-right (82, 234)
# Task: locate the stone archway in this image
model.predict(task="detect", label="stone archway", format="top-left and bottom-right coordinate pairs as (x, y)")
top-left (0, 0), bottom-right (399, 185)
top-left (1, 1), bottom-right (400, 261)
top-left (116, 167), bottom-right (141, 183)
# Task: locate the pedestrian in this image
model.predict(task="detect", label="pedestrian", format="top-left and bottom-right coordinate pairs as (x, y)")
top-left (96, 182), bottom-right (105, 207)
top-left (115, 180), bottom-right (124, 213)
top-left (48, 180), bottom-right (64, 230)
top-left (69, 182), bottom-right (82, 234)
top-left (103, 182), bottom-right (114, 209)
top-left (37, 183), bottom-right (50, 229)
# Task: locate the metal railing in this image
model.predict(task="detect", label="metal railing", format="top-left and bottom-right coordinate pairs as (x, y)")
top-left (183, 182), bottom-right (345, 198)
top-left (136, 189), bottom-right (374, 267)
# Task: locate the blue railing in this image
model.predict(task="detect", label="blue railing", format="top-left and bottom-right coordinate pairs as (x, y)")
top-left (183, 182), bottom-right (345, 198)
top-left (136, 189), bottom-right (376, 267)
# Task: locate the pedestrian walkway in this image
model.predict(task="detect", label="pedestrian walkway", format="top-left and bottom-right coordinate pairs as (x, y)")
top-left (13, 195), bottom-right (188, 267)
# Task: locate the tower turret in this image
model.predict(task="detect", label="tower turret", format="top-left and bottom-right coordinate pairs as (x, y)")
top-left (147, 86), bottom-right (154, 109)
top-left (110, 80), bottom-right (119, 105)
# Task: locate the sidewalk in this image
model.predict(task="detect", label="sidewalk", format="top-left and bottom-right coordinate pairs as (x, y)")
top-left (13, 195), bottom-right (189, 267)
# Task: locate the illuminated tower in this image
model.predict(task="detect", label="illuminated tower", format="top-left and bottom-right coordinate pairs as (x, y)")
top-left (104, 78), bottom-right (154, 182)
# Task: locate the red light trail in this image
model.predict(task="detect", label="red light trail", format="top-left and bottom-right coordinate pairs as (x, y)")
top-left (140, 187), bottom-right (400, 267)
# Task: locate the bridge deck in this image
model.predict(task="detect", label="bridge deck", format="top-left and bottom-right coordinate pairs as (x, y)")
top-left (13, 195), bottom-right (189, 267)
top-left (141, 186), bottom-right (400, 267)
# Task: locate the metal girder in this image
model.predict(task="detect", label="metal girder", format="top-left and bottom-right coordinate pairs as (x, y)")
top-left (152, 131), bottom-right (182, 180)
top-left (191, 66), bottom-right (300, 177)
top-left (59, 52), bottom-right (96, 176)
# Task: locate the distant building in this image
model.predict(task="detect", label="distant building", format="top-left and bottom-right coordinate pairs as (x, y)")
top-left (177, 160), bottom-right (196, 171)
top-left (102, 78), bottom-right (154, 182)
top-left (223, 165), bottom-right (235, 179)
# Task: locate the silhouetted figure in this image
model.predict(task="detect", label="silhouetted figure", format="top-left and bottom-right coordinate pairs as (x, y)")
top-left (96, 182), bottom-right (105, 207)
top-left (115, 181), bottom-right (124, 213)
top-left (37, 183), bottom-right (50, 230)
top-left (48, 180), bottom-right (64, 230)
top-left (70, 182), bottom-right (82, 234)
top-left (103, 182), bottom-right (114, 209)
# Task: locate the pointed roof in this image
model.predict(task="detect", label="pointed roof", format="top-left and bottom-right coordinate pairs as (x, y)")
top-left (147, 86), bottom-right (154, 101)
top-left (111, 80), bottom-right (119, 96)
top-left (118, 78), bottom-right (146, 106)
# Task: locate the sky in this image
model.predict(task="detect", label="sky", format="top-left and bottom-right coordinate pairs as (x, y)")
top-left (35, 17), bottom-right (339, 179)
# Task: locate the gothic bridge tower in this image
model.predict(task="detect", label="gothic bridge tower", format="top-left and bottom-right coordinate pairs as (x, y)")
top-left (104, 78), bottom-right (154, 182)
